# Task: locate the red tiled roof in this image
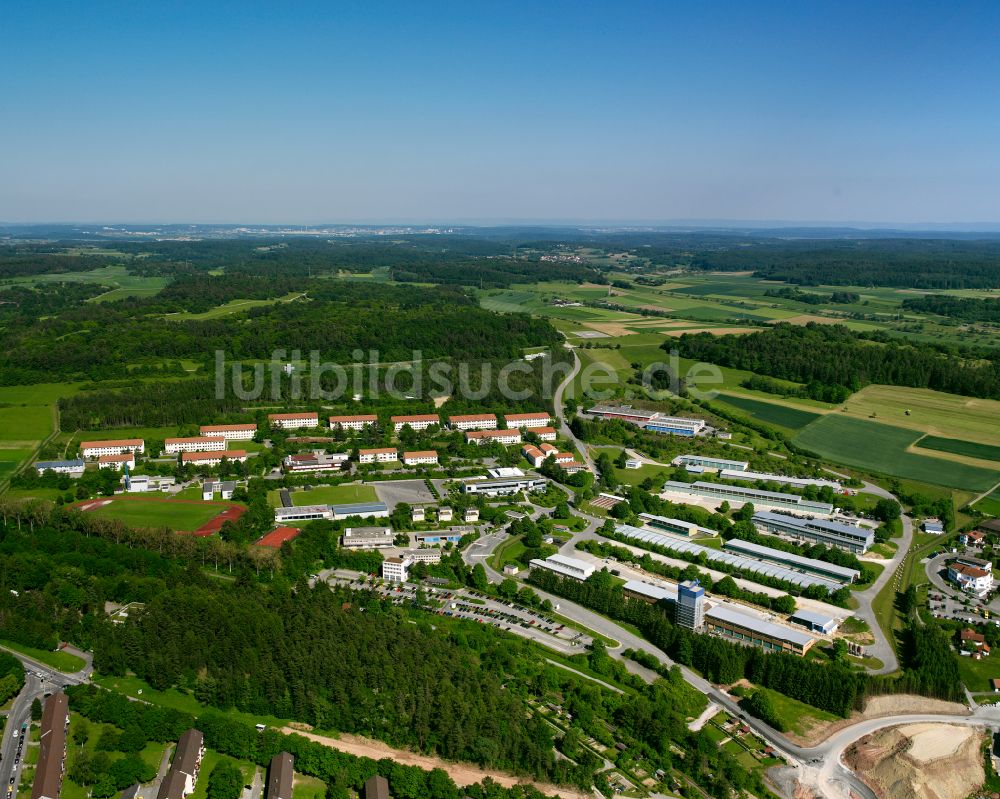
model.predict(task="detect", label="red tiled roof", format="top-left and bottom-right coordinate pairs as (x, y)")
top-left (466, 429), bottom-right (521, 439)
top-left (200, 424), bottom-right (256, 432)
top-left (449, 414), bottom-right (496, 422)
top-left (81, 438), bottom-right (143, 449)
top-left (329, 415), bottom-right (378, 423)
top-left (360, 447), bottom-right (397, 455)
top-left (256, 527), bottom-right (302, 548)
top-left (268, 412), bottom-right (318, 420)
top-left (98, 453), bottom-right (134, 463)
top-left (391, 414), bottom-right (440, 423)
top-left (181, 449), bottom-right (246, 461)
top-left (403, 450), bottom-right (438, 458)
top-left (166, 436), bottom-right (225, 445)
top-left (505, 412), bottom-right (550, 421)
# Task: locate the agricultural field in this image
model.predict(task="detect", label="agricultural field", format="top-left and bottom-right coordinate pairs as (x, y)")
top-left (0, 264), bottom-right (169, 301)
top-left (793, 415), bottom-right (1000, 491)
top-left (915, 435), bottom-right (1000, 464)
top-left (837, 384), bottom-right (1000, 447)
top-left (713, 394), bottom-right (821, 431)
top-left (164, 290), bottom-right (307, 321)
top-left (972, 489), bottom-right (1000, 516)
top-left (290, 483), bottom-right (378, 506)
top-left (71, 495), bottom-right (234, 532)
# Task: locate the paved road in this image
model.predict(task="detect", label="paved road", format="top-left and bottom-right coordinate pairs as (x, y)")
top-left (552, 346), bottom-right (596, 474)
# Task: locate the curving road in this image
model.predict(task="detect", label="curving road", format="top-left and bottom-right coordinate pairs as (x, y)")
top-left (552, 346), bottom-right (596, 474)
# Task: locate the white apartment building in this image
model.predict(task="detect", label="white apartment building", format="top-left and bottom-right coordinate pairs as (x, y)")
top-left (391, 414), bottom-right (440, 432)
top-left (504, 412), bottom-right (551, 429)
top-left (328, 415), bottom-right (378, 431)
top-left (80, 439), bottom-right (145, 459)
top-left (268, 412), bottom-right (319, 429)
top-left (180, 450), bottom-right (248, 466)
top-left (359, 447), bottom-right (399, 464)
top-left (522, 445), bottom-right (545, 468)
top-left (165, 436), bottom-right (227, 454)
top-left (533, 426), bottom-right (558, 441)
top-left (402, 450), bottom-right (438, 465)
top-left (447, 414), bottom-right (497, 431)
top-left (552, 452), bottom-right (574, 464)
top-left (199, 424), bottom-right (256, 440)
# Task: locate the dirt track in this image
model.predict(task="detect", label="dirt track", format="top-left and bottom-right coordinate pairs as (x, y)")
top-left (280, 727), bottom-right (589, 799)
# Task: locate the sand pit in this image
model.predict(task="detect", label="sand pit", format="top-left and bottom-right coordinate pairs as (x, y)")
top-left (903, 723), bottom-right (974, 762)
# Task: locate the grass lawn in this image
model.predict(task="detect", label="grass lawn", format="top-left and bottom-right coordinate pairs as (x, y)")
top-left (490, 536), bottom-right (528, 570)
top-left (973, 491), bottom-right (1000, 516)
top-left (793, 414), bottom-right (1000, 491)
top-left (190, 751), bottom-right (259, 799)
top-left (292, 483), bottom-right (378, 505)
top-left (292, 775), bottom-right (327, 799)
top-left (956, 653), bottom-right (1000, 693)
top-left (762, 689), bottom-right (842, 736)
top-left (73, 496), bottom-right (229, 531)
top-left (0, 640), bottom-right (86, 672)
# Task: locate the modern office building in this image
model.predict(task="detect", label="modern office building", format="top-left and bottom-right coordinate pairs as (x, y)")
top-left (724, 537), bottom-right (861, 583)
top-left (330, 501), bottom-right (390, 520)
top-left (643, 417), bottom-right (705, 436)
top-left (752, 511), bottom-right (873, 554)
top-left (529, 553), bottom-right (596, 581)
top-left (31, 693), bottom-right (69, 799)
top-left (266, 753), bottom-right (294, 799)
top-left (676, 580), bottom-right (705, 630)
top-left (382, 556), bottom-right (411, 582)
top-left (705, 605), bottom-right (816, 656)
top-left (341, 527), bottom-right (394, 549)
top-left (661, 480), bottom-right (834, 515)
top-left (461, 474), bottom-right (546, 496)
top-left (672, 454), bottom-right (748, 472)
top-left (638, 513), bottom-right (717, 538)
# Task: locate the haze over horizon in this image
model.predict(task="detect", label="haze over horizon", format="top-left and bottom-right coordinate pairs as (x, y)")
top-left (3, 1), bottom-right (999, 225)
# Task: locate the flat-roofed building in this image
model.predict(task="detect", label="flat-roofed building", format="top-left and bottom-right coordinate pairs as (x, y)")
top-left (415, 530), bottom-right (464, 545)
top-left (199, 424), bottom-right (257, 440)
top-left (31, 692), bottom-right (69, 799)
top-left (448, 413), bottom-right (497, 431)
top-left (465, 429), bottom-right (522, 446)
top-left (587, 404), bottom-right (660, 424)
top-left (283, 452), bottom-right (349, 472)
top-left (644, 416), bottom-right (705, 436)
top-left (464, 507), bottom-right (480, 523)
top-left (438, 506), bottom-right (453, 522)
top-left (504, 412), bottom-right (550, 429)
top-left (391, 414), bottom-right (439, 432)
top-left (529, 553), bottom-right (595, 581)
top-left (35, 459), bottom-right (85, 477)
top-left (661, 481), bottom-right (834, 516)
top-left (586, 405), bottom-right (705, 435)
top-left (328, 415), bottom-right (378, 431)
top-left (411, 506), bottom-right (425, 522)
top-left (359, 448), bottom-right (398, 464)
top-left (676, 580), bottom-right (705, 630)
top-left (705, 605), bottom-right (816, 656)
top-left (673, 454), bottom-right (748, 472)
top-left (382, 556), bottom-right (411, 582)
top-left (752, 511), bottom-right (873, 554)
top-left (268, 412), bottom-right (319, 429)
top-left (725, 537), bottom-right (861, 582)
top-left (266, 753), bottom-right (294, 799)
top-left (98, 453), bottom-right (135, 470)
top-left (165, 436), bottom-right (227, 454)
top-left (719, 469), bottom-right (841, 491)
top-left (461, 474), bottom-right (546, 496)
top-left (180, 449), bottom-right (248, 466)
top-left (275, 505), bottom-right (333, 522)
top-left (402, 450), bottom-right (438, 465)
top-left (789, 609), bottom-right (840, 635)
top-left (403, 548), bottom-right (442, 563)
top-left (156, 729), bottom-right (204, 799)
top-left (533, 426), bottom-right (558, 442)
top-left (330, 501), bottom-right (390, 520)
top-left (80, 439), bottom-right (144, 458)
top-left (341, 526), bottom-right (394, 549)
top-left (638, 513), bottom-right (717, 538)
top-left (623, 579), bottom-right (678, 605)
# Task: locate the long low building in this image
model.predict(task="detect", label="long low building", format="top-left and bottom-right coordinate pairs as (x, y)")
top-left (180, 449), bottom-right (248, 465)
top-left (448, 413), bottom-right (497, 430)
top-left (283, 452), bottom-right (348, 472)
top-left (661, 480), bottom-right (834, 515)
top-left (529, 553), bottom-right (595, 581)
top-left (752, 511), bottom-right (874, 554)
top-left (461, 474), bottom-right (546, 496)
top-left (719, 469), bottom-right (841, 491)
top-left (789, 608), bottom-right (840, 635)
top-left (98, 453), bottom-right (135, 470)
top-left (268, 413), bottom-right (319, 429)
top-left (328, 414), bottom-right (378, 430)
top-left (673, 454), bottom-right (748, 472)
top-left (275, 505), bottom-right (332, 522)
top-left (80, 438), bottom-right (144, 458)
top-left (31, 693), bottom-right (69, 799)
top-left (705, 604), bottom-right (817, 656)
top-left (614, 524), bottom-right (842, 592)
top-left (465, 429), bottom-right (522, 445)
top-left (165, 436), bottom-right (226, 454)
top-left (359, 447), bottom-right (398, 464)
top-left (330, 501), bottom-right (389, 520)
top-left (391, 414), bottom-right (440, 432)
top-left (200, 423), bottom-right (257, 440)
top-left (35, 458), bottom-right (85, 477)
top-left (341, 526), bottom-right (394, 549)
top-left (724, 537), bottom-right (860, 583)
top-left (639, 512), bottom-right (717, 538)
top-left (587, 405), bottom-right (706, 435)
top-left (504, 412), bottom-right (551, 428)
top-left (623, 579), bottom-right (679, 605)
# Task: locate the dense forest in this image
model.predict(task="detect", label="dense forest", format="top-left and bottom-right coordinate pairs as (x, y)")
top-left (901, 294), bottom-right (1000, 323)
top-left (673, 323), bottom-right (1000, 399)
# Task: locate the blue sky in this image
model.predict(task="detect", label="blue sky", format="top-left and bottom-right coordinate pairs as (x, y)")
top-left (2, 1), bottom-right (998, 224)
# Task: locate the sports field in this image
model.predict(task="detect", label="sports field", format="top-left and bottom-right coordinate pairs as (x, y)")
top-left (837, 385), bottom-right (1000, 446)
top-left (793, 415), bottom-right (1000, 491)
top-left (74, 496), bottom-right (233, 532)
top-left (715, 394), bottom-right (821, 431)
top-left (292, 483), bottom-right (378, 506)
top-left (915, 435), bottom-right (1000, 464)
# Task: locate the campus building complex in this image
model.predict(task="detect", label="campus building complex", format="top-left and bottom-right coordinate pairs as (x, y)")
top-left (529, 553), bottom-right (596, 581)
top-left (705, 605), bottom-right (817, 656)
top-left (724, 537), bottom-right (861, 583)
top-left (718, 469), bottom-right (842, 491)
top-left (751, 511), bottom-right (874, 554)
top-left (661, 480), bottom-right (834, 515)
top-left (587, 405), bottom-right (706, 436)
